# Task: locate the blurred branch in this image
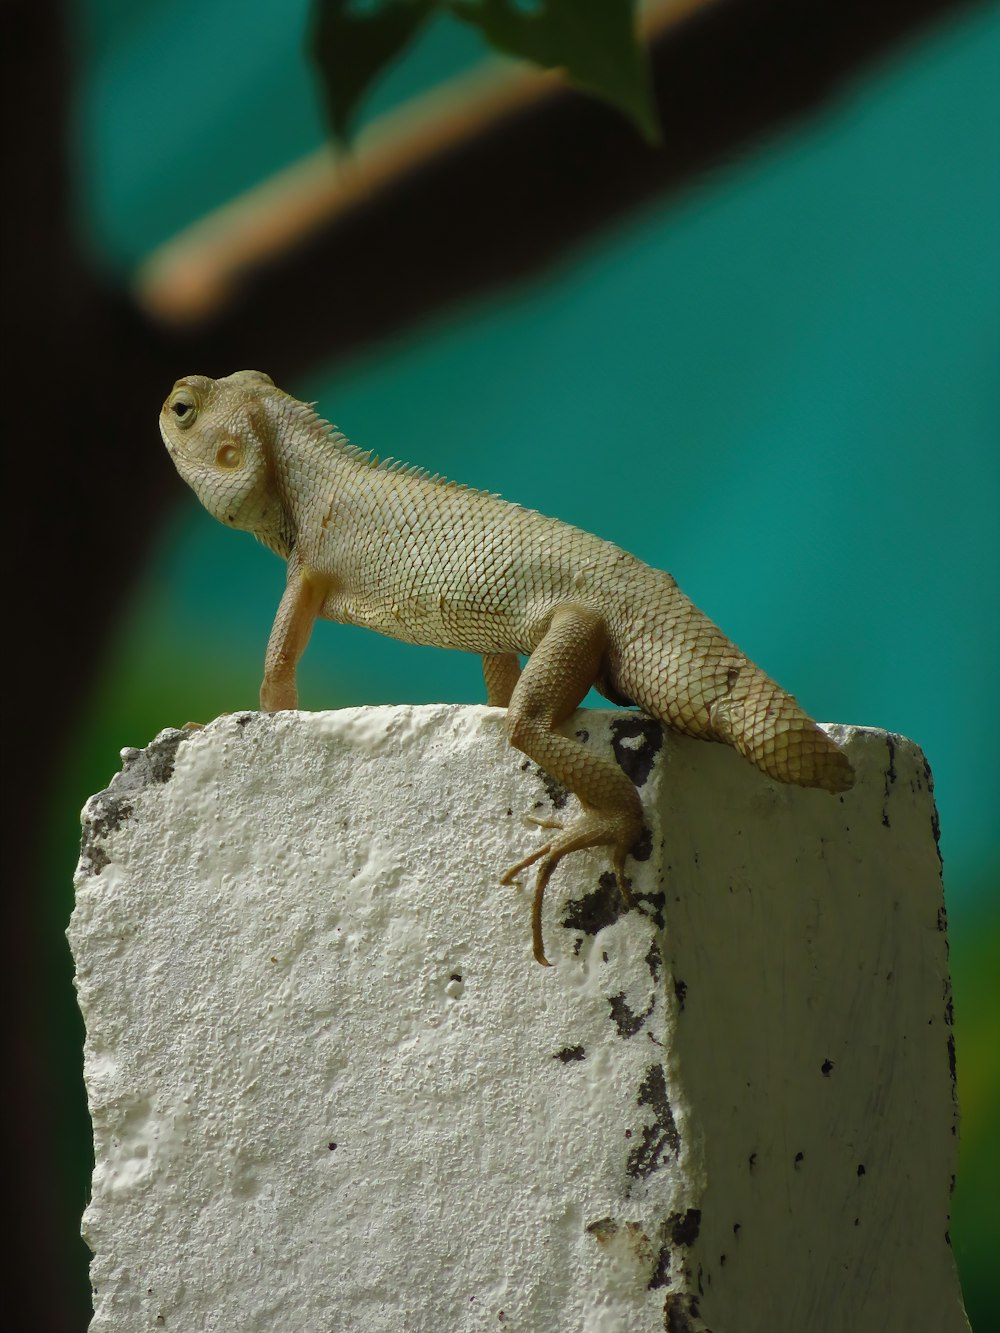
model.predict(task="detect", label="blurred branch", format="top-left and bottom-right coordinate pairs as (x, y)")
top-left (136, 0), bottom-right (707, 328)
top-left (132, 0), bottom-right (980, 377)
top-left (134, 60), bottom-right (568, 327)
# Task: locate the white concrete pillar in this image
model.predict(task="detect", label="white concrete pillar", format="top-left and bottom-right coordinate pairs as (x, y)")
top-left (69, 706), bottom-right (968, 1332)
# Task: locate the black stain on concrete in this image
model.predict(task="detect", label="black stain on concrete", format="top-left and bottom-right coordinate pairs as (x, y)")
top-left (663, 1292), bottom-right (707, 1333)
top-left (609, 716), bottom-right (663, 788)
top-left (609, 992), bottom-right (646, 1039)
top-left (626, 1064), bottom-right (680, 1183)
top-left (79, 728), bottom-right (192, 876)
top-left (564, 877), bottom-right (626, 937)
top-left (534, 765), bottom-right (570, 809)
top-left (670, 1209), bottom-right (702, 1246)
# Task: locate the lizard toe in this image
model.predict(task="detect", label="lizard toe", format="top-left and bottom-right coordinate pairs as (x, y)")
top-left (525, 815), bottom-right (565, 831)
top-left (521, 806), bottom-right (643, 966)
top-left (500, 840), bottom-right (554, 886)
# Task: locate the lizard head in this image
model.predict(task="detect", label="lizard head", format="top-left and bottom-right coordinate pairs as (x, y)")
top-left (160, 370), bottom-right (289, 550)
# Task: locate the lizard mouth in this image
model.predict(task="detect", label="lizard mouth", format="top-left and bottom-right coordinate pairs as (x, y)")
top-left (158, 419), bottom-right (177, 455)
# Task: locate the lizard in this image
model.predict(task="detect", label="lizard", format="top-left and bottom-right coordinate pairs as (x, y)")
top-left (160, 369), bottom-right (854, 966)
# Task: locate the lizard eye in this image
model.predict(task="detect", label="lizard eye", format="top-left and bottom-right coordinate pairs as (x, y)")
top-left (169, 389), bottom-right (198, 428)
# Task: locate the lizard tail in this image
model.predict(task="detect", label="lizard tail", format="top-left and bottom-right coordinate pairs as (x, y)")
top-left (607, 570), bottom-right (854, 793)
top-left (709, 685), bottom-right (854, 793)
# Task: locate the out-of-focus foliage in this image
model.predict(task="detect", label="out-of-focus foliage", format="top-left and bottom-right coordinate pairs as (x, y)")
top-left (312, 0), bottom-right (658, 141)
top-left (312, 0), bottom-right (434, 140)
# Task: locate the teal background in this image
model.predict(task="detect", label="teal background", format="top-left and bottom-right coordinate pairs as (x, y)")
top-left (62, 2), bottom-right (997, 1325)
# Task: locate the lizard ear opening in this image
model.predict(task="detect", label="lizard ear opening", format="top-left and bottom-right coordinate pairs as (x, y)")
top-left (216, 443), bottom-right (243, 470)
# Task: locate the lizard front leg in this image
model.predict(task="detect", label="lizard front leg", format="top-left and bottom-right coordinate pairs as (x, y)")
top-left (482, 653), bottom-right (522, 707)
top-left (260, 555), bottom-right (332, 711)
top-left (500, 605), bottom-right (644, 966)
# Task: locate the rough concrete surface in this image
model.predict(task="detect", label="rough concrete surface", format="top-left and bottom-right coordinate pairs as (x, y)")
top-left (69, 706), bottom-right (968, 1332)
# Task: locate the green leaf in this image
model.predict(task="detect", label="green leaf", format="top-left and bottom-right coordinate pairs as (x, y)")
top-left (447, 0), bottom-right (659, 144)
top-left (310, 0), bottom-right (659, 145)
top-left (311, 0), bottom-right (433, 142)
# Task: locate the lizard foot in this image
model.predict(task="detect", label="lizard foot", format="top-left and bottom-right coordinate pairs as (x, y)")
top-left (181, 710), bottom-right (243, 730)
top-left (501, 808), bottom-right (641, 967)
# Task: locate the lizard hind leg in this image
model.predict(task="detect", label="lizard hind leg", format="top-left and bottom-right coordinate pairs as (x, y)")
top-left (500, 605), bottom-right (644, 966)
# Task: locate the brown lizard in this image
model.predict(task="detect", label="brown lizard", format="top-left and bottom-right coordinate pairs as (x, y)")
top-left (160, 370), bottom-right (854, 965)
